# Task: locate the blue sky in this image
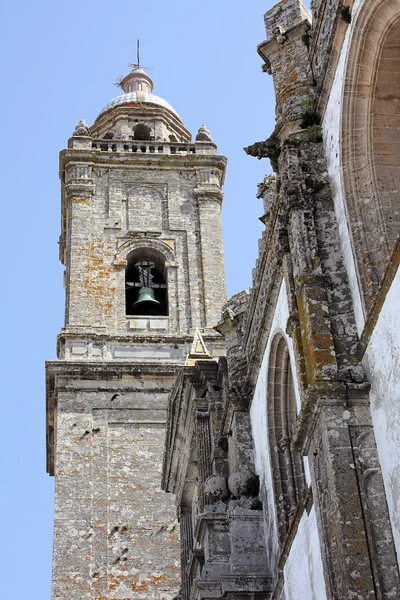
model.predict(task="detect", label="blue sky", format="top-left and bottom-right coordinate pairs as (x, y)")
top-left (0, 0), bottom-right (283, 596)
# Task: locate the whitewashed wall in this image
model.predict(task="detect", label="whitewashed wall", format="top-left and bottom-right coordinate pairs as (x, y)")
top-left (363, 269), bottom-right (400, 559)
top-left (250, 279), bottom-right (326, 597)
top-left (283, 506), bottom-right (327, 600)
top-left (322, 0), bottom-right (400, 561)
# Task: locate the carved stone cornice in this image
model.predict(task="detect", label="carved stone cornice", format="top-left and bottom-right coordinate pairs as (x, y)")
top-left (60, 147), bottom-right (227, 177)
top-left (193, 186), bottom-right (223, 204)
top-left (65, 181), bottom-right (95, 199)
top-left (257, 17), bottom-right (311, 61)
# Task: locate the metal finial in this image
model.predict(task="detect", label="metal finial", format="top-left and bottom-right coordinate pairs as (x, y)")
top-left (128, 39), bottom-right (153, 71)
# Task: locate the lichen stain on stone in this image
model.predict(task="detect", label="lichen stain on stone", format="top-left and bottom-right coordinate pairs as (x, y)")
top-left (81, 238), bottom-right (116, 316)
top-left (71, 197), bottom-right (91, 204)
top-left (296, 294), bottom-right (336, 383)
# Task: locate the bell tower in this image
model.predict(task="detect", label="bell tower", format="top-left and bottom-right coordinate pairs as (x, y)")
top-left (46, 66), bottom-right (227, 599)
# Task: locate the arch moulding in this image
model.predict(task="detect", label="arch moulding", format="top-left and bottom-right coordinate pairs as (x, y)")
top-left (341, 0), bottom-right (400, 313)
top-left (112, 237), bottom-right (177, 268)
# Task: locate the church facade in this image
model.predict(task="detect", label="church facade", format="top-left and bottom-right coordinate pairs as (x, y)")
top-left (47, 0), bottom-right (400, 599)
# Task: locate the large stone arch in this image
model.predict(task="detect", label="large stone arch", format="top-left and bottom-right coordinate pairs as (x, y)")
top-left (341, 0), bottom-right (400, 313)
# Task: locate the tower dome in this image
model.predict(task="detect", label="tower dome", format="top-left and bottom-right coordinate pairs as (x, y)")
top-left (99, 66), bottom-right (180, 120)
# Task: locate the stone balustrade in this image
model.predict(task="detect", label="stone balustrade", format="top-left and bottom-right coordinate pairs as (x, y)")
top-left (82, 139), bottom-right (216, 155)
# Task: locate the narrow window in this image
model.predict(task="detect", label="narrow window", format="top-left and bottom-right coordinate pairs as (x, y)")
top-left (267, 334), bottom-right (305, 542)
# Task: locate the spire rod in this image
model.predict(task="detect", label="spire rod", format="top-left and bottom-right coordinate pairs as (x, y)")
top-left (128, 39), bottom-right (140, 69)
top-left (128, 39), bottom-right (153, 71)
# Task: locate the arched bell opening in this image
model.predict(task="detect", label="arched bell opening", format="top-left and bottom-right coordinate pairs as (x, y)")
top-left (133, 123), bottom-right (152, 141)
top-left (125, 248), bottom-right (168, 316)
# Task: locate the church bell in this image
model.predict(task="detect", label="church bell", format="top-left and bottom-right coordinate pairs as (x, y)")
top-left (132, 286), bottom-right (162, 315)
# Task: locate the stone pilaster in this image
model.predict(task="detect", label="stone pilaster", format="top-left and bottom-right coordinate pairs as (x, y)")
top-left (194, 185), bottom-right (227, 328)
top-left (179, 509), bottom-right (194, 600)
top-left (195, 407), bottom-right (212, 512)
top-left (292, 381), bottom-right (400, 599)
top-left (63, 169), bottom-right (96, 328)
top-left (164, 358), bottom-right (273, 599)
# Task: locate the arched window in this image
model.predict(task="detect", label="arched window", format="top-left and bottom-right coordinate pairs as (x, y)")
top-left (125, 248), bottom-right (168, 316)
top-left (133, 123), bottom-right (151, 141)
top-left (267, 334), bottom-right (305, 542)
top-left (342, 2), bottom-right (400, 311)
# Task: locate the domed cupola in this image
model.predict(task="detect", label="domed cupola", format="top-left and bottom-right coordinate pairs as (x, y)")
top-left (91, 63), bottom-right (191, 142)
top-left (99, 75), bottom-right (181, 120)
top-left (120, 66), bottom-right (154, 94)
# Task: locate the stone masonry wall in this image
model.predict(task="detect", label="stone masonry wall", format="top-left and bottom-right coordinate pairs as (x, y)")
top-left (51, 366), bottom-right (180, 600)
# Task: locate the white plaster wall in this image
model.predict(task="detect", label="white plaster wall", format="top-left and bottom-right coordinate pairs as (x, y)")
top-left (322, 0), bottom-right (364, 336)
top-left (250, 279), bottom-right (325, 591)
top-left (251, 321), bottom-right (281, 571)
top-left (283, 506), bottom-right (327, 600)
top-left (363, 267), bottom-right (400, 560)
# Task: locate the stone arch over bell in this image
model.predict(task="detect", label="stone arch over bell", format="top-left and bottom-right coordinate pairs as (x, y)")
top-left (113, 238), bottom-right (177, 268)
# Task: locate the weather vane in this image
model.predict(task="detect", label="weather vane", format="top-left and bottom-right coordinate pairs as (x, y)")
top-left (128, 40), bottom-right (153, 71)
top-left (113, 40), bottom-right (153, 87)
